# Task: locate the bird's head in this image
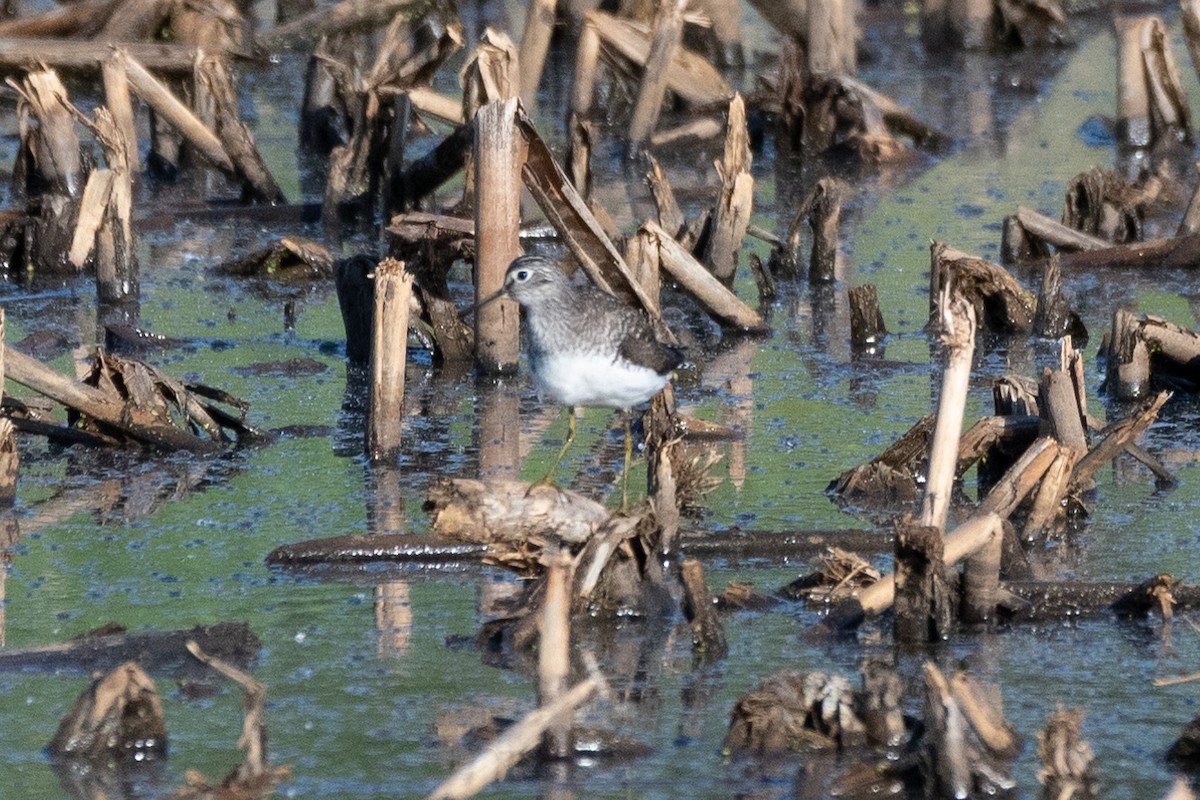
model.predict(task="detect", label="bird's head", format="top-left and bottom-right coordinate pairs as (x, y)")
top-left (503, 255), bottom-right (567, 307)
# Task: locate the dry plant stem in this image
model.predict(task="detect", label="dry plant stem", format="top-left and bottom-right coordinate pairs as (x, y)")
top-left (1040, 369), bottom-right (1087, 454)
top-left (1022, 448), bottom-right (1078, 538)
top-left (645, 155), bottom-right (685, 238)
top-left (1180, 162), bottom-right (1200, 235)
top-left (258, 0), bottom-right (421, 51)
top-left (808, 178), bottom-right (841, 283)
top-left (426, 478), bottom-right (609, 546)
top-left (704, 94), bottom-right (753, 285)
top-left (1070, 391), bottom-right (1169, 490)
top-left (186, 640), bottom-right (268, 778)
top-left (1060, 231), bottom-right (1200, 270)
top-left (628, 0), bottom-right (687, 148)
top-left (584, 12), bottom-right (732, 105)
top-left (644, 220), bottom-right (766, 331)
top-left (855, 513), bottom-right (1002, 614)
top-left (519, 0), bottom-right (557, 108)
top-left (102, 51), bottom-right (140, 177)
top-left (4, 347), bottom-right (222, 453)
top-left (123, 54), bottom-right (235, 174)
top-left (1142, 17), bottom-right (1192, 138)
top-left (680, 558), bottom-right (727, 658)
top-left (808, 0), bottom-right (856, 74)
top-left (571, 19), bottom-right (602, 117)
top-left (0, 38), bottom-right (197, 73)
top-left (1184, 0), bottom-right (1200, 86)
top-left (1116, 17), bottom-right (1152, 147)
top-left (405, 86), bottom-right (465, 124)
top-left (70, 169), bottom-right (114, 270)
top-left (516, 110), bottom-right (660, 316)
top-left (538, 550), bottom-right (573, 759)
top-left (368, 259), bottom-right (414, 464)
top-left (1014, 206), bottom-right (1107, 250)
top-left (977, 436), bottom-right (1060, 519)
top-left (473, 98), bottom-right (523, 375)
top-left (426, 676), bottom-right (603, 800)
top-left (920, 286), bottom-right (976, 532)
top-left (960, 525), bottom-right (1001, 623)
top-left (195, 54), bottom-right (285, 204)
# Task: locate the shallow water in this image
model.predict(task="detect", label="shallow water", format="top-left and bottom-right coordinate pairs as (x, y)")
top-left (2, 3), bottom-right (1200, 799)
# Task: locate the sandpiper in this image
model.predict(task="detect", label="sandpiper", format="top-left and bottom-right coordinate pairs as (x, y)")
top-left (499, 254), bottom-right (684, 500)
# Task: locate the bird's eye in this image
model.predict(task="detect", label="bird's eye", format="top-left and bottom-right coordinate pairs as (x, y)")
top-left (515, 269), bottom-right (530, 281)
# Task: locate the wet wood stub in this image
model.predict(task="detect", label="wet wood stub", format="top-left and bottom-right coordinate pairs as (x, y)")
top-left (848, 283), bottom-right (887, 351)
top-left (680, 558), bottom-right (727, 662)
top-left (48, 660), bottom-right (167, 762)
top-left (893, 518), bottom-right (952, 643)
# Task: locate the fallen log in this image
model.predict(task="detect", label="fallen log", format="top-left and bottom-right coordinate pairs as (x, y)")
top-left (0, 621), bottom-right (260, 674)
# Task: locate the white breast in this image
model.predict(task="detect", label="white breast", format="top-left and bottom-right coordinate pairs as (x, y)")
top-left (532, 351), bottom-right (670, 409)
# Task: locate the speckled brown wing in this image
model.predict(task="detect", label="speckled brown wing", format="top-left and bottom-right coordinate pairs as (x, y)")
top-left (617, 322), bottom-right (686, 376)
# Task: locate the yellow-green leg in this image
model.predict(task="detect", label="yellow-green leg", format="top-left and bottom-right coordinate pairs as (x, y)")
top-left (536, 406), bottom-right (577, 487)
top-left (621, 413), bottom-right (633, 513)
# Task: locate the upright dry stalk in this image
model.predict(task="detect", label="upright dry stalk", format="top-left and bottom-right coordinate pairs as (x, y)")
top-left (368, 258), bottom-right (414, 463)
top-left (570, 18), bottom-right (602, 117)
top-left (519, 0), bottom-right (557, 108)
top-left (0, 309), bottom-right (14, 507)
top-left (539, 549), bottom-right (573, 758)
top-left (628, 0), bottom-right (687, 148)
top-left (703, 94), bottom-right (753, 285)
top-left (920, 284), bottom-right (976, 533)
top-left (1182, 0), bottom-right (1200, 85)
top-left (950, 0), bottom-right (992, 49)
top-left (1116, 17), bottom-right (1152, 148)
top-left (807, 0), bottom-right (856, 75)
top-left (472, 97), bottom-right (523, 375)
top-left (102, 51), bottom-right (140, 177)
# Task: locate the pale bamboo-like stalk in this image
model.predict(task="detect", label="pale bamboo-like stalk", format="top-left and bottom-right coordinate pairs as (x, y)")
top-left (473, 97), bottom-right (523, 375)
top-left (570, 19), bottom-right (601, 117)
top-left (426, 676), bottom-right (602, 800)
top-left (519, 0), bottom-right (557, 108)
top-left (368, 259), bottom-right (414, 463)
top-left (919, 284), bottom-right (976, 533)
top-left (102, 50), bottom-right (140, 176)
top-left (628, 0), bottom-right (686, 147)
top-left (123, 53), bottom-right (234, 173)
